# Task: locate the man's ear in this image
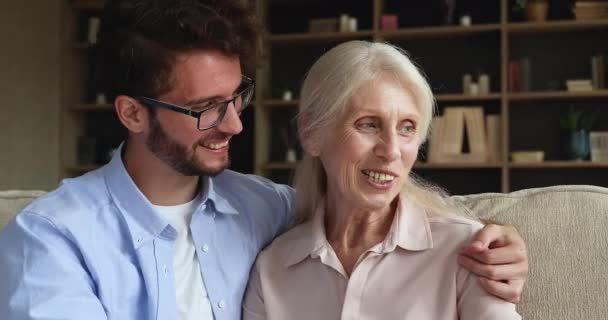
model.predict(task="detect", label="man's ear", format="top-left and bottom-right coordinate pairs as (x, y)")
top-left (114, 95), bottom-right (149, 134)
top-left (297, 116), bottom-right (321, 157)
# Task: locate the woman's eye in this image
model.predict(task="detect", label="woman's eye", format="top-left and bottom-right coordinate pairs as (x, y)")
top-left (399, 122), bottom-right (416, 135)
top-left (357, 122), bottom-right (378, 130)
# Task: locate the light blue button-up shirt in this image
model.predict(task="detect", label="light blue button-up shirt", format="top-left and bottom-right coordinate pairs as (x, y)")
top-left (0, 147), bottom-right (294, 319)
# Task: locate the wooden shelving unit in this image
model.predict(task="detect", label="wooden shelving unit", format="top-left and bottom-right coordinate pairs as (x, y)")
top-left (59, 0), bottom-right (608, 193)
top-left (61, 0), bottom-right (114, 177)
top-left (255, 0), bottom-right (608, 194)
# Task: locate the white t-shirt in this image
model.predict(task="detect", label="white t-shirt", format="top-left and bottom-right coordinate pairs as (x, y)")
top-left (153, 196), bottom-right (214, 320)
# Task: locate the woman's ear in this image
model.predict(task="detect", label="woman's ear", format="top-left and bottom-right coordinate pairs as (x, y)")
top-left (114, 95), bottom-right (149, 134)
top-left (301, 134), bottom-right (321, 157)
top-left (298, 116), bottom-right (321, 157)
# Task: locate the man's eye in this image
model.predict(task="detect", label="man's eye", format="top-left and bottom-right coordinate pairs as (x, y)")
top-left (191, 103), bottom-right (216, 112)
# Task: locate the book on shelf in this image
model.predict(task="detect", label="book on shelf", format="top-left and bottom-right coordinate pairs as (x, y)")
top-left (463, 108), bottom-right (487, 157)
top-left (566, 79), bottom-right (594, 92)
top-left (508, 58), bottom-right (532, 92)
top-left (441, 108), bottom-right (466, 155)
top-left (427, 116), bottom-right (445, 163)
top-left (508, 60), bottom-right (520, 92)
top-left (427, 106), bottom-right (496, 164)
top-left (486, 115), bottom-right (501, 163)
top-left (591, 55), bottom-right (606, 89)
top-left (520, 58), bottom-right (532, 92)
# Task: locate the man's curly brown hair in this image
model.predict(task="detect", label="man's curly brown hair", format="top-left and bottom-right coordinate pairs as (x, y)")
top-left (95, 0), bottom-right (260, 100)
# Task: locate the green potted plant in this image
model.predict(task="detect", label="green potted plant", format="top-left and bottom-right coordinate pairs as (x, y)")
top-left (560, 107), bottom-right (598, 160)
top-left (525, 0), bottom-right (549, 22)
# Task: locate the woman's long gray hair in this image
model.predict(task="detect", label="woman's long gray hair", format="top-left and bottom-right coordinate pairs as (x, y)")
top-left (294, 40), bottom-right (451, 223)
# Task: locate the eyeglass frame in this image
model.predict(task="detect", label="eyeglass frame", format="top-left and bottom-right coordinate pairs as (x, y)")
top-left (134, 76), bottom-right (255, 131)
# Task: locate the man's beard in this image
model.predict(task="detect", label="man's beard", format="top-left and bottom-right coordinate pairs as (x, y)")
top-left (146, 114), bottom-right (230, 177)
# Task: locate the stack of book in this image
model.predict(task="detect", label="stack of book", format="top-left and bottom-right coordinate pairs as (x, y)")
top-left (573, 1), bottom-right (608, 20)
top-left (427, 107), bottom-right (501, 164)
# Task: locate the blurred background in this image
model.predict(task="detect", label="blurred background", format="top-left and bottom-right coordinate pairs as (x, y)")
top-left (1, 0), bottom-right (607, 195)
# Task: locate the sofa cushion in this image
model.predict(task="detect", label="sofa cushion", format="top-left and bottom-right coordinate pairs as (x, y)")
top-left (0, 190), bottom-right (46, 229)
top-left (450, 185), bottom-right (608, 320)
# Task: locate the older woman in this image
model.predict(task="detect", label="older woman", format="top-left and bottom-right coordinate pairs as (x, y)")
top-left (243, 41), bottom-right (521, 319)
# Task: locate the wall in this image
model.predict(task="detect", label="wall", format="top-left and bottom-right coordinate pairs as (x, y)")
top-left (0, 0), bottom-right (62, 190)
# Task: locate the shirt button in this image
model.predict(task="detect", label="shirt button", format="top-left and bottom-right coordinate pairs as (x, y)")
top-left (136, 236), bottom-right (143, 244)
top-left (202, 244), bottom-right (210, 252)
top-left (163, 265), bottom-right (169, 277)
top-left (218, 299), bottom-right (226, 309)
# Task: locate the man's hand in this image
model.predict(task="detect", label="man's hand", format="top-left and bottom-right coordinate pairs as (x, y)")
top-left (458, 223), bottom-right (529, 303)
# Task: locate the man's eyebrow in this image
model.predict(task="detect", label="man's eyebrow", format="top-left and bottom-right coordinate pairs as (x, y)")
top-left (184, 95), bottom-right (225, 106)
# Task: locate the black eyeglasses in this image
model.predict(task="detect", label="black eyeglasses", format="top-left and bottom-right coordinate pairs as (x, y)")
top-left (135, 76), bottom-right (254, 130)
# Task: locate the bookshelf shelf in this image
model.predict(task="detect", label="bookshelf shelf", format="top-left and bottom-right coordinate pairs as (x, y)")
top-left (414, 162), bottom-right (503, 169)
top-left (507, 19), bottom-right (608, 34)
top-left (509, 161), bottom-right (608, 169)
top-left (262, 161), bottom-right (506, 171)
top-left (263, 94), bottom-right (503, 107)
top-left (436, 93), bottom-right (502, 102)
top-left (378, 24), bottom-right (501, 40)
top-left (508, 90), bottom-right (608, 101)
top-left (269, 31), bottom-right (374, 45)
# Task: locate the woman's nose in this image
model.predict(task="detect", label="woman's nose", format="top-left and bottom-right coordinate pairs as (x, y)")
top-left (374, 132), bottom-right (400, 162)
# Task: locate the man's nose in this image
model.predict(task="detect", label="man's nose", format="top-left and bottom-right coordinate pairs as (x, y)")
top-left (215, 102), bottom-right (243, 135)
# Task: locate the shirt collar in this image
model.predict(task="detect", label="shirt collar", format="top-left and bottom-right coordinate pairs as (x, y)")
top-left (202, 174), bottom-right (239, 216)
top-left (103, 143), bottom-right (238, 249)
top-left (385, 193), bottom-right (434, 252)
top-left (283, 194), bottom-right (434, 267)
top-left (283, 203), bottom-right (327, 267)
top-left (103, 143), bottom-right (170, 249)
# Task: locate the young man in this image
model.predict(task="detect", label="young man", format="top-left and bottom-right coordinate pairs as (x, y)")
top-left (0, 0), bottom-right (528, 319)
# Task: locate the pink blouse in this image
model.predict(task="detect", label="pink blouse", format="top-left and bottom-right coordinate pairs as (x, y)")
top-left (243, 196), bottom-right (521, 320)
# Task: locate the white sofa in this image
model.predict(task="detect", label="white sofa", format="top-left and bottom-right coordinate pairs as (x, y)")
top-left (0, 190), bottom-right (45, 229)
top-left (451, 185), bottom-right (608, 319)
top-left (1, 185), bottom-right (607, 319)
